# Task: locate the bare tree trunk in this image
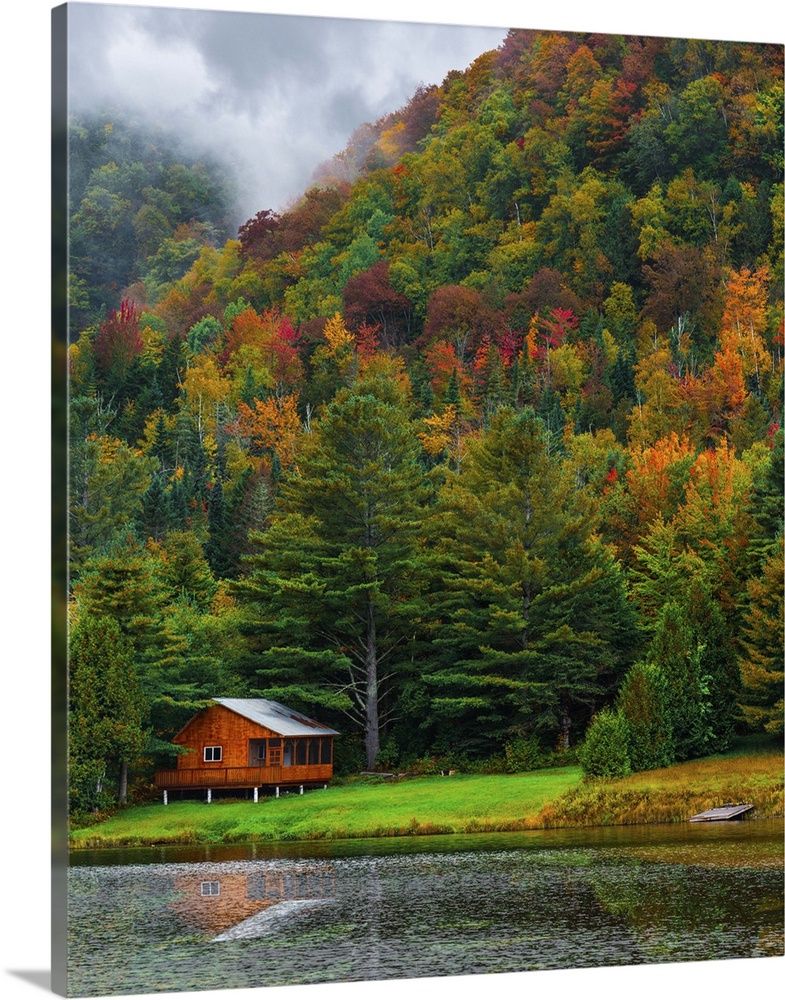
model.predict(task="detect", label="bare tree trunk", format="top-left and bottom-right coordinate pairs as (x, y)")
top-left (559, 708), bottom-right (572, 750)
top-left (118, 760), bottom-right (128, 805)
top-left (365, 602), bottom-right (380, 770)
top-left (94, 767), bottom-right (106, 816)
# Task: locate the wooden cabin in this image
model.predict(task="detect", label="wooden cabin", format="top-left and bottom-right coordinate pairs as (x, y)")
top-left (155, 698), bottom-right (339, 800)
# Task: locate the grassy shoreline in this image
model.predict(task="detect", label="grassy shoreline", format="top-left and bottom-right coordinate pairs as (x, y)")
top-left (69, 750), bottom-right (783, 850)
top-left (537, 751), bottom-right (783, 828)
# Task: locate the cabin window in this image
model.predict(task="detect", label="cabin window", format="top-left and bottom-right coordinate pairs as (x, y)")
top-left (296, 739), bottom-right (307, 765)
top-left (201, 882), bottom-right (220, 896)
top-left (308, 738), bottom-right (320, 765)
top-left (283, 740), bottom-right (294, 766)
top-left (268, 739), bottom-right (282, 765)
top-left (248, 739), bottom-right (267, 766)
top-left (203, 746), bottom-right (222, 762)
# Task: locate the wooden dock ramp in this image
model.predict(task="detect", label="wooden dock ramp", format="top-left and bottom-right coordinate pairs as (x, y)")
top-left (689, 804), bottom-right (755, 822)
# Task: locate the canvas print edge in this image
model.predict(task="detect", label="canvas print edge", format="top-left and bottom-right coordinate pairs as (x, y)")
top-left (52, 1), bottom-right (784, 1000)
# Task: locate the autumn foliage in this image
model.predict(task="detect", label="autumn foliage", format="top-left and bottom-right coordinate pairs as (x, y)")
top-left (95, 298), bottom-right (143, 377)
top-left (67, 26), bottom-right (784, 805)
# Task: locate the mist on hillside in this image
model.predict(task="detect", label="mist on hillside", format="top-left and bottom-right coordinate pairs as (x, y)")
top-left (66, 3), bottom-right (508, 225)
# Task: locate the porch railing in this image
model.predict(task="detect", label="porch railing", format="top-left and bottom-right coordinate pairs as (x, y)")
top-left (155, 764), bottom-right (332, 789)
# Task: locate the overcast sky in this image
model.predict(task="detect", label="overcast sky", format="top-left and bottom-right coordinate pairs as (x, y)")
top-left (65, 3), bottom-right (509, 222)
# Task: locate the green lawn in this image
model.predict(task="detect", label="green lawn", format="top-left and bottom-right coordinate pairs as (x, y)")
top-left (69, 747), bottom-right (784, 850)
top-left (69, 768), bottom-right (582, 848)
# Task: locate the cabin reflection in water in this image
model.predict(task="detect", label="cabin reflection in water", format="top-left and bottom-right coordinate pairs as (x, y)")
top-left (169, 868), bottom-right (336, 938)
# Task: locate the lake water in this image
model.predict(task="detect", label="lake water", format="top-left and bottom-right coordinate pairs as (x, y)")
top-left (67, 821), bottom-right (784, 996)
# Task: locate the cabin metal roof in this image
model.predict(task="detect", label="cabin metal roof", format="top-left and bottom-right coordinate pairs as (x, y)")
top-left (213, 698), bottom-right (339, 737)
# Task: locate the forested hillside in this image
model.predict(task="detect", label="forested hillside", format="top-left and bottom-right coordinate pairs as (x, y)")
top-left (67, 28), bottom-right (784, 813)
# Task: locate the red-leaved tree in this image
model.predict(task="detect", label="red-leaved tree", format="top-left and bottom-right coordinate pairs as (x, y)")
top-left (95, 299), bottom-right (143, 380)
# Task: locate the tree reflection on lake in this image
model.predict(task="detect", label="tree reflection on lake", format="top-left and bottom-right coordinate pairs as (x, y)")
top-left (67, 821), bottom-right (784, 996)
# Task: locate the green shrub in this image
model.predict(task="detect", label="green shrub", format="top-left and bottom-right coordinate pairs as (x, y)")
top-left (577, 708), bottom-right (632, 778)
top-left (333, 733), bottom-right (366, 776)
top-left (470, 753), bottom-right (507, 775)
top-left (617, 661), bottom-right (676, 771)
top-left (504, 735), bottom-right (546, 773)
top-left (376, 735), bottom-right (401, 770)
top-left (407, 753), bottom-right (471, 775)
top-left (551, 744), bottom-right (579, 767)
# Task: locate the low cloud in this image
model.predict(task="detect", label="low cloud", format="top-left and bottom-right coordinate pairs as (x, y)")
top-left (66, 3), bottom-right (508, 223)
